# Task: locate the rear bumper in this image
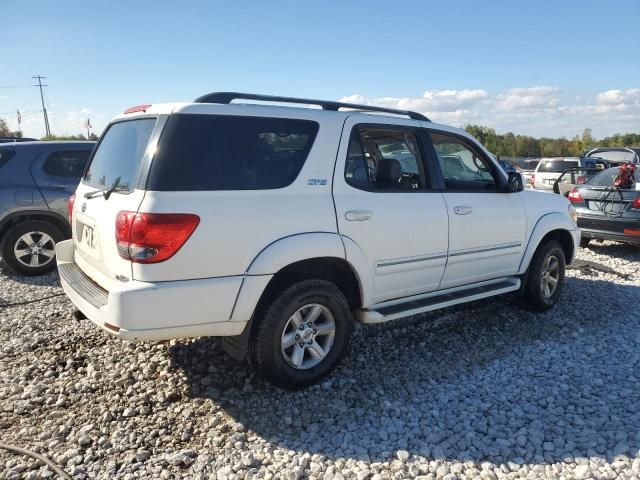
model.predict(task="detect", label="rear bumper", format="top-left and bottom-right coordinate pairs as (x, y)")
top-left (578, 215), bottom-right (640, 245)
top-left (55, 239), bottom-right (248, 341)
top-left (581, 228), bottom-right (640, 245)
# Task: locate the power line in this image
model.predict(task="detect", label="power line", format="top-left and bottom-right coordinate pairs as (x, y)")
top-left (0, 85), bottom-right (33, 89)
top-left (32, 75), bottom-right (50, 137)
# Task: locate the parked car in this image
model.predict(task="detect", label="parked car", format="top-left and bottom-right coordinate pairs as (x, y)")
top-left (0, 141), bottom-right (95, 274)
top-left (585, 147), bottom-right (640, 165)
top-left (551, 158), bottom-right (610, 197)
top-left (567, 166), bottom-right (640, 247)
top-left (532, 158), bottom-right (579, 191)
top-left (510, 159), bottom-right (540, 188)
top-left (57, 92), bottom-right (579, 387)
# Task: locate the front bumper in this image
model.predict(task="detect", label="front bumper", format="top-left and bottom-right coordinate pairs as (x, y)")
top-left (55, 239), bottom-right (247, 341)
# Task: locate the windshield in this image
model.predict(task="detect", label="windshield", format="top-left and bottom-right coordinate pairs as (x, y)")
top-left (84, 118), bottom-right (156, 191)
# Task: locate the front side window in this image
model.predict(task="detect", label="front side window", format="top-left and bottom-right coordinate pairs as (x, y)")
top-left (84, 118), bottom-right (156, 191)
top-left (43, 150), bottom-right (91, 178)
top-left (431, 132), bottom-right (498, 191)
top-left (345, 126), bottom-right (426, 191)
top-left (147, 114), bottom-right (319, 191)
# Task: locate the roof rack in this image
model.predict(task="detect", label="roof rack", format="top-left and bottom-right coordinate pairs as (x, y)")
top-left (193, 92), bottom-right (430, 121)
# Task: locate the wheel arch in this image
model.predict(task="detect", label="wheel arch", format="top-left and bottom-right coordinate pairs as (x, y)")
top-left (518, 212), bottom-right (578, 275)
top-left (0, 210), bottom-right (70, 244)
top-left (224, 233), bottom-right (369, 360)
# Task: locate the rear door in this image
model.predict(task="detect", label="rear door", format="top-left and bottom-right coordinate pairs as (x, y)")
top-left (426, 129), bottom-right (526, 289)
top-left (72, 117), bottom-right (160, 290)
top-left (332, 117), bottom-right (449, 304)
top-left (30, 147), bottom-right (93, 219)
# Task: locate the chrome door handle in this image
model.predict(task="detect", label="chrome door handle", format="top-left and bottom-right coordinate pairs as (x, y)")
top-left (454, 205), bottom-right (473, 215)
top-left (345, 210), bottom-right (372, 221)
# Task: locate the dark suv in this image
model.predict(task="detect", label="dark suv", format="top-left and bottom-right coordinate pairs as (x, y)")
top-left (0, 141), bottom-right (95, 275)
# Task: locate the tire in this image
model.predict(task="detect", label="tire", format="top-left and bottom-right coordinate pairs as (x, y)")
top-left (1, 220), bottom-right (64, 276)
top-left (523, 240), bottom-right (566, 311)
top-left (580, 237), bottom-right (591, 248)
top-left (249, 279), bottom-right (353, 388)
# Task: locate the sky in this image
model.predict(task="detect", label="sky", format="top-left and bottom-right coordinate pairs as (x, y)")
top-left (2, 0), bottom-right (639, 139)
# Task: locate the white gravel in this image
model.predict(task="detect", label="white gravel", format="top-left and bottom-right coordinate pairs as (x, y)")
top-left (1, 241), bottom-right (639, 479)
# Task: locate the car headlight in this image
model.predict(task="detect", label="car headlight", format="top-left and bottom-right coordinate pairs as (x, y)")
top-left (568, 204), bottom-right (578, 224)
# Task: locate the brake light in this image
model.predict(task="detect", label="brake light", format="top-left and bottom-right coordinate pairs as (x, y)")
top-left (631, 198), bottom-right (640, 209)
top-left (115, 211), bottom-right (200, 263)
top-left (123, 104), bottom-right (152, 114)
top-left (68, 193), bottom-right (76, 224)
top-left (567, 188), bottom-right (583, 203)
top-left (577, 175), bottom-right (586, 184)
top-left (531, 174), bottom-right (535, 186)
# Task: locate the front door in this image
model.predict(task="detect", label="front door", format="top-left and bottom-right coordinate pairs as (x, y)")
top-left (332, 118), bottom-right (449, 305)
top-left (427, 130), bottom-right (526, 289)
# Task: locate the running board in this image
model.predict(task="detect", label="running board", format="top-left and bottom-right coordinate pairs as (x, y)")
top-left (357, 277), bottom-right (521, 324)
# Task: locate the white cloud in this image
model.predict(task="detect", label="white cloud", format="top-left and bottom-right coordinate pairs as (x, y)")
top-left (494, 86), bottom-right (559, 110)
top-left (340, 89), bottom-right (488, 113)
top-left (338, 87), bottom-right (640, 137)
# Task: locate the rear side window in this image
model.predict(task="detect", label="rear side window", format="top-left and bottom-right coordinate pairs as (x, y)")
top-left (147, 114), bottom-right (319, 191)
top-left (43, 150), bottom-right (91, 177)
top-left (345, 126), bottom-right (426, 191)
top-left (84, 119), bottom-right (156, 191)
top-left (0, 148), bottom-right (15, 169)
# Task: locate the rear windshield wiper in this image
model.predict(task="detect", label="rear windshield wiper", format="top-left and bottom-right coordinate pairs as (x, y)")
top-left (84, 177), bottom-right (123, 200)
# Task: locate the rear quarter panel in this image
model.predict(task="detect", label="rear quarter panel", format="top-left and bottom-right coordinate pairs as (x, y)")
top-left (132, 109), bottom-right (346, 282)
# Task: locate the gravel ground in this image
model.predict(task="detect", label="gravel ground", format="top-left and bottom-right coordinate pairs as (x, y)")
top-left (1, 241), bottom-right (639, 480)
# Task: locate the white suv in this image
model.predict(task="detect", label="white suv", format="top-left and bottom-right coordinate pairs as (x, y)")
top-left (57, 93), bottom-right (580, 387)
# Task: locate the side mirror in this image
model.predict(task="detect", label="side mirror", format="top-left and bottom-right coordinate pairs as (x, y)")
top-left (506, 172), bottom-right (524, 192)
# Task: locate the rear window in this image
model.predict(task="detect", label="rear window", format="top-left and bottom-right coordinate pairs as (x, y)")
top-left (587, 167), bottom-right (640, 187)
top-left (147, 114), bottom-right (319, 191)
top-left (538, 161), bottom-right (577, 172)
top-left (0, 148), bottom-right (15, 169)
top-left (84, 118), bottom-right (156, 191)
top-left (43, 150), bottom-right (92, 177)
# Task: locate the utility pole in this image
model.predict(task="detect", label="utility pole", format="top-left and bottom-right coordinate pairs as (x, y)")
top-left (84, 118), bottom-right (92, 139)
top-left (33, 75), bottom-right (51, 137)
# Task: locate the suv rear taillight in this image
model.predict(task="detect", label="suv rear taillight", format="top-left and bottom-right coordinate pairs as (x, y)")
top-left (68, 193), bottom-right (76, 224)
top-left (567, 188), bottom-right (583, 204)
top-left (115, 211), bottom-right (200, 263)
top-left (631, 198), bottom-right (640, 209)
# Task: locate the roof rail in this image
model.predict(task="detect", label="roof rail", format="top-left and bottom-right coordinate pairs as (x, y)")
top-left (193, 92), bottom-right (430, 121)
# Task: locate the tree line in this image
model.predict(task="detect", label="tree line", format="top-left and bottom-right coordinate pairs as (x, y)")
top-left (464, 125), bottom-right (640, 158)
top-left (2, 117), bottom-right (638, 155)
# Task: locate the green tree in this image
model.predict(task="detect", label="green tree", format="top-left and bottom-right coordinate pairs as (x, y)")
top-left (0, 118), bottom-right (15, 136)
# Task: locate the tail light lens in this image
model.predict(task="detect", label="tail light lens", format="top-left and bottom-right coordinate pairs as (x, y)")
top-left (631, 198), bottom-right (640, 209)
top-left (531, 174), bottom-right (535, 185)
top-left (67, 193), bottom-right (76, 224)
top-left (115, 211), bottom-right (200, 263)
top-left (567, 188), bottom-right (583, 204)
